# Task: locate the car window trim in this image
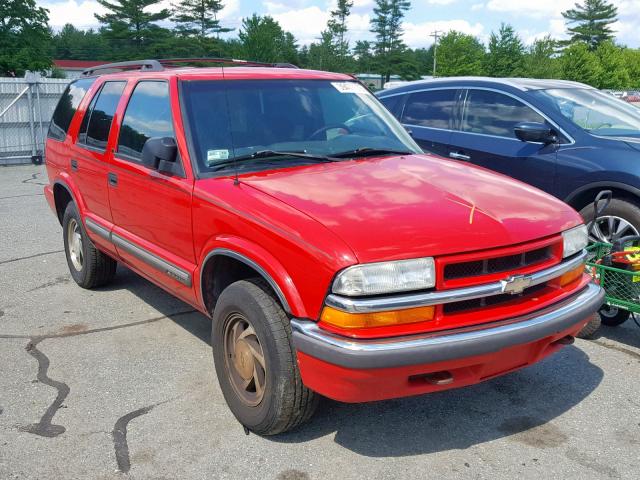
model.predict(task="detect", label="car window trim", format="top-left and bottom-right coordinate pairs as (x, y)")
top-left (75, 80), bottom-right (127, 153)
top-left (381, 86), bottom-right (575, 145)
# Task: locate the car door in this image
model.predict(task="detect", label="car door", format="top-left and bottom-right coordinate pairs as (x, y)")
top-left (398, 88), bottom-right (460, 157)
top-left (447, 88), bottom-right (558, 194)
top-left (71, 80), bottom-right (127, 256)
top-left (107, 79), bottom-right (196, 303)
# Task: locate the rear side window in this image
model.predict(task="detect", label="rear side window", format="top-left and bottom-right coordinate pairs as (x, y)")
top-left (117, 81), bottom-right (174, 161)
top-left (80, 81), bottom-right (126, 151)
top-left (47, 78), bottom-right (95, 141)
top-left (462, 89), bottom-right (546, 139)
top-left (402, 89), bottom-right (457, 129)
top-left (379, 94), bottom-right (404, 117)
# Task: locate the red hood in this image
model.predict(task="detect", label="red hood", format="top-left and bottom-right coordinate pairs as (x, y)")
top-left (240, 154), bottom-right (582, 263)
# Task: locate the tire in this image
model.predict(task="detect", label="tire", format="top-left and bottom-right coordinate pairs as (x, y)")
top-left (579, 198), bottom-right (640, 243)
top-left (576, 313), bottom-right (601, 339)
top-left (211, 278), bottom-right (318, 435)
top-left (599, 305), bottom-right (630, 326)
top-left (62, 202), bottom-right (117, 289)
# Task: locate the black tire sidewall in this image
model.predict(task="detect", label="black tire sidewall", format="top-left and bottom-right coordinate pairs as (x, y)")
top-left (62, 203), bottom-right (89, 286)
top-left (599, 306), bottom-right (630, 326)
top-left (211, 280), bottom-right (292, 432)
top-left (579, 198), bottom-right (640, 238)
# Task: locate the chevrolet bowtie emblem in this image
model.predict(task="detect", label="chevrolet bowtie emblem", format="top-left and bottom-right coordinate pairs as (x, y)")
top-left (501, 274), bottom-right (532, 295)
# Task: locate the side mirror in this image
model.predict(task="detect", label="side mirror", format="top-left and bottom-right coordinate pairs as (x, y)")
top-left (514, 122), bottom-right (557, 144)
top-left (141, 137), bottom-right (183, 176)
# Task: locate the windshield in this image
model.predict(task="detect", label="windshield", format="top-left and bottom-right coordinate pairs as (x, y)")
top-left (534, 88), bottom-right (640, 137)
top-left (181, 79), bottom-right (420, 174)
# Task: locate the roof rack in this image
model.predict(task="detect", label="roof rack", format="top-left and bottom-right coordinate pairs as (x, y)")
top-left (81, 58), bottom-right (299, 76)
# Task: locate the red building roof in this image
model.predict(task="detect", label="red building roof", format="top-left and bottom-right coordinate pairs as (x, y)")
top-left (53, 59), bottom-right (108, 70)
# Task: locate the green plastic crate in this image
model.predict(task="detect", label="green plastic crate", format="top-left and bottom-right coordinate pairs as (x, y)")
top-left (586, 242), bottom-right (640, 314)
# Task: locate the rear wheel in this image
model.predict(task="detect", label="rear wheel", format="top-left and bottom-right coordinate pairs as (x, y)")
top-left (62, 203), bottom-right (117, 289)
top-left (211, 279), bottom-right (318, 435)
top-left (599, 305), bottom-right (630, 326)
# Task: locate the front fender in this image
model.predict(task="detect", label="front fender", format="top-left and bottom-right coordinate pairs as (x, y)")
top-left (196, 235), bottom-right (307, 318)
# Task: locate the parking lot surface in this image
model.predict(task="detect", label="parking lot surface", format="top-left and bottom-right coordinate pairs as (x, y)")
top-left (1, 164), bottom-right (639, 479)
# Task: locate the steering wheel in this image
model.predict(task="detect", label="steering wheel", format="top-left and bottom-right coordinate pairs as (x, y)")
top-left (308, 123), bottom-right (352, 140)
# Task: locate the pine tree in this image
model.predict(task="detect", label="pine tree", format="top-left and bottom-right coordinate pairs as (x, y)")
top-left (171, 0), bottom-right (232, 39)
top-left (485, 23), bottom-right (524, 77)
top-left (562, 0), bottom-right (618, 50)
top-left (95, 0), bottom-right (171, 50)
top-left (327, 0), bottom-right (353, 58)
top-left (370, 0), bottom-right (411, 82)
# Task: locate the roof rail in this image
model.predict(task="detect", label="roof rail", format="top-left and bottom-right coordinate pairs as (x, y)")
top-left (82, 60), bottom-right (163, 76)
top-left (82, 57), bottom-right (299, 76)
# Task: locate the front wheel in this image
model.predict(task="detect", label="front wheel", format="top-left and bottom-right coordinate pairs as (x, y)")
top-left (579, 198), bottom-right (640, 243)
top-left (211, 279), bottom-right (318, 435)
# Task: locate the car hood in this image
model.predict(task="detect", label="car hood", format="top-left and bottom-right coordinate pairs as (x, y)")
top-left (240, 154), bottom-right (581, 263)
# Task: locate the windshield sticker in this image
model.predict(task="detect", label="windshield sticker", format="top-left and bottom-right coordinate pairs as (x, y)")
top-left (331, 82), bottom-right (369, 95)
top-left (206, 149), bottom-right (229, 165)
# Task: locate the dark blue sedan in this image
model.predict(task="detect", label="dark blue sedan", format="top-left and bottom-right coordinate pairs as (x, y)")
top-left (377, 77), bottom-right (640, 243)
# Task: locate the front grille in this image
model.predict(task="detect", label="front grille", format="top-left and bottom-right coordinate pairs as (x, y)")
top-left (444, 246), bottom-right (553, 281)
top-left (443, 283), bottom-right (548, 315)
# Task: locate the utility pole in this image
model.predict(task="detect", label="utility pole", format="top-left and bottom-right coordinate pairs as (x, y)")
top-left (430, 30), bottom-right (442, 77)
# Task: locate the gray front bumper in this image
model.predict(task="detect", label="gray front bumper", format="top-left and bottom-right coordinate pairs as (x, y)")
top-left (291, 283), bottom-right (604, 370)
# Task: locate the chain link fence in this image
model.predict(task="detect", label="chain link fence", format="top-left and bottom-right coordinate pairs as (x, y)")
top-left (0, 74), bottom-right (70, 166)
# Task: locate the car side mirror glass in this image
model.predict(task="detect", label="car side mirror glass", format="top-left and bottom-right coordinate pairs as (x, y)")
top-left (514, 122), bottom-right (557, 144)
top-left (141, 137), bottom-right (182, 175)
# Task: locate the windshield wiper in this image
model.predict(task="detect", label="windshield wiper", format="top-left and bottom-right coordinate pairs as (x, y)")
top-left (330, 147), bottom-right (414, 159)
top-left (210, 150), bottom-right (338, 170)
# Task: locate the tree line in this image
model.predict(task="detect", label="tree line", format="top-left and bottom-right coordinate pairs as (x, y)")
top-left (1, 0), bottom-right (639, 89)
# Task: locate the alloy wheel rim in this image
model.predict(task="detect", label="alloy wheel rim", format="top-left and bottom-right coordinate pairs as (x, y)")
top-left (600, 305), bottom-right (619, 318)
top-left (589, 215), bottom-right (639, 243)
top-left (223, 313), bottom-right (266, 407)
top-left (67, 218), bottom-right (84, 271)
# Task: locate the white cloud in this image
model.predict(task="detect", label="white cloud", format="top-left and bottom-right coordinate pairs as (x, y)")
top-left (427, 0), bottom-right (457, 4)
top-left (486, 0), bottom-right (575, 17)
top-left (41, 0), bottom-right (107, 28)
top-left (403, 19), bottom-right (485, 48)
top-left (471, 2), bottom-right (484, 11)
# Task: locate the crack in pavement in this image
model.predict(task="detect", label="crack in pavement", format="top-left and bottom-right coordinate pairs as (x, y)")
top-left (113, 399), bottom-right (173, 474)
top-left (22, 172), bottom-right (47, 186)
top-left (0, 250), bottom-right (63, 266)
top-left (0, 193), bottom-right (45, 200)
top-left (1, 309), bottom-right (197, 439)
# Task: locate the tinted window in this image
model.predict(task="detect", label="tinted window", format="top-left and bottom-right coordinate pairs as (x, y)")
top-left (83, 81), bottom-right (126, 151)
top-left (117, 81), bottom-right (174, 160)
top-left (462, 89), bottom-right (546, 138)
top-left (77, 89), bottom-right (99, 144)
top-left (47, 78), bottom-right (95, 141)
top-left (402, 90), bottom-right (456, 129)
top-left (379, 94), bottom-right (404, 117)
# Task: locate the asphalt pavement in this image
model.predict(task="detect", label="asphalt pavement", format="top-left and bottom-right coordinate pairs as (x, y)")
top-left (1, 164), bottom-right (639, 479)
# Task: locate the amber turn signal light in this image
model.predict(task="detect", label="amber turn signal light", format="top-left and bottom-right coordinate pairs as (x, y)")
top-left (320, 305), bottom-right (435, 329)
top-left (559, 264), bottom-right (585, 287)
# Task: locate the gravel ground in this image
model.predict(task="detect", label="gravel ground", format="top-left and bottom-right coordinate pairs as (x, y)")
top-left (1, 164), bottom-right (639, 480)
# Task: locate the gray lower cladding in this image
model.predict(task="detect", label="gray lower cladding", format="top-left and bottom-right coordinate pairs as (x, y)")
top-left (291, 282), bottom-right (604, 370)
top-left (84, 217), bottom-right (192, 287)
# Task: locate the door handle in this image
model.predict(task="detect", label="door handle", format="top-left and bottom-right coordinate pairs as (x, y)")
top-left (108, 172), bottom-right (118, 187)
top-left (449, 152), bottom-right (471, 161)
top-left (70, 159), bottom-right (78, 171)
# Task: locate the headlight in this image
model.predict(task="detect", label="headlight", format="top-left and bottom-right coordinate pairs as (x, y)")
top-left (562, 225), bottom-right (588, 258)
top-left (332, 257), bottom-right (435, 296)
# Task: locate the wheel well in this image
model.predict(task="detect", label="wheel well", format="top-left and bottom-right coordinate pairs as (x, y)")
top-left (567, 186), bottom-right (638, 212)
top-left (201, 254), bottom-right (284, 316)
top-left (53, 183), bottom-right (73, 224)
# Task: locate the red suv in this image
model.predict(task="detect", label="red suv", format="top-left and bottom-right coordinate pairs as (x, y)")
top-left (44, 59), bottom-right (604, 435)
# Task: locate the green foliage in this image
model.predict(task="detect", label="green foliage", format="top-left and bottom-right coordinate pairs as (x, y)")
top-left (370, 0), bottom-right (411, 82)
top-left (171, 0), bottom-right (232, 38)
top-left (238, 15), bottom-right (298, 64)
top-left (562, 0), bottom-right (618, 50)
top-left (622, 49), bottom-right (640, 88)
top-left (560, 42), bottom-right (603, 86)
top-left (595, 41), bottom-right (630, 89)
top-left (522, 36), bottom-right (561, 79)
top-left (328, 0), bottom-right (353, 58)
top-left (485, 23), bottom-right (524, 77)
top-left (0, 0), bottom-right (52, 75)
top-left (436, 31), bottom-right (485, 77)
top-left (95, 0), bottom-right (171, 53)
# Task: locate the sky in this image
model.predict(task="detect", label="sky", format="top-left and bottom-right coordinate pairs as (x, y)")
top-left (37, 0), bottom-right (640, 49)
